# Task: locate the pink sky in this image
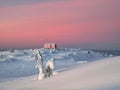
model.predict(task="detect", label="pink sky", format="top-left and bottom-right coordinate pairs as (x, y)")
top-left (0, 0), bottom-right (120, 49)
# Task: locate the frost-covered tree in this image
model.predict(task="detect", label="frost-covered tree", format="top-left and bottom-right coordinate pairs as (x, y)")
top-left (45, 58), bottom-right (55, 77)
top-left (35, 50), bottom-right (45, 80)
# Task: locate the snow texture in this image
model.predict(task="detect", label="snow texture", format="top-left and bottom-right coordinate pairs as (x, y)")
top-left (0, 55), bottom-right (120, 90)
top-left (0, 48), bottom-right (105, 82)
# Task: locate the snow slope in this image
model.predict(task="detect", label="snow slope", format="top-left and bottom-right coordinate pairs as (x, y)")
top-left (0, 56), bottom-right (120, 90)
top-left (0, 48), bottom-right (104, 82)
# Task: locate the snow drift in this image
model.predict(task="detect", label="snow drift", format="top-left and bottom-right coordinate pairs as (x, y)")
top-left (0, 56), bottom-right (120, 90)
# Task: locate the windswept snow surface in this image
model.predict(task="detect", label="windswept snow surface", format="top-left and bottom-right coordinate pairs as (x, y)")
top-left (0, 55), bottom-right (120, 90)
top-left (0, 48), bottom-right (104, 82)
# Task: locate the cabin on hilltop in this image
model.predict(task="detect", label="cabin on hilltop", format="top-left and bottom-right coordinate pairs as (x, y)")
top-left (44, 43), bottom-right (57, 49)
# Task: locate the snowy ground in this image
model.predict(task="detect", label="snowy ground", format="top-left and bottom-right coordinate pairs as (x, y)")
top-left (1, 48), bottom-right (119, 90)
top-left (0, 48), bottom-right (104, 82)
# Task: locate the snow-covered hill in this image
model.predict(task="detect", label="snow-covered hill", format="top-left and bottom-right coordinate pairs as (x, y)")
top-left (0, 48), bottom-right (105, 82)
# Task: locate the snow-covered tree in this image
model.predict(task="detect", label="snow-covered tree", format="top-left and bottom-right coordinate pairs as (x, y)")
top-left (35, 50), bottom-right (45, 80)
top-left (45, 58), bottom-right (55, 77)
